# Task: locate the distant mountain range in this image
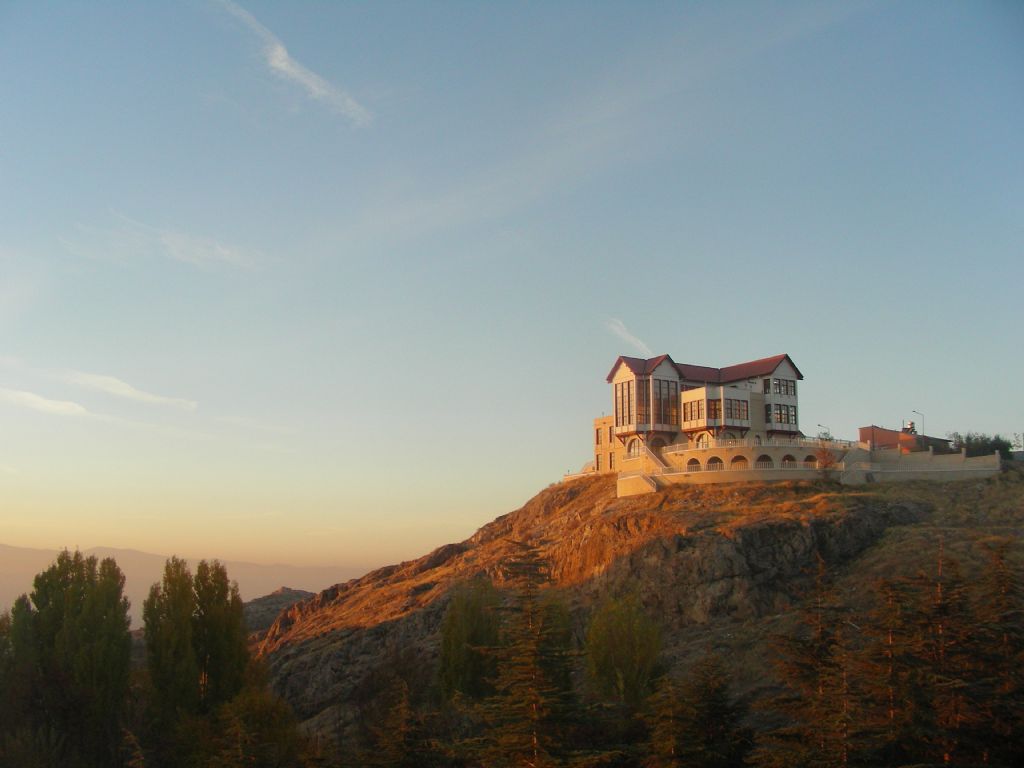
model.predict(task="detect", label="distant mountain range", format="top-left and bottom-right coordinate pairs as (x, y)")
top-left (0, 542), bottom-right (362, 628)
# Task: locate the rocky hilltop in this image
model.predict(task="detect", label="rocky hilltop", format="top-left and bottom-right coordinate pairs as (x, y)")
top-left (253, 469), bottom-right (1023, 739)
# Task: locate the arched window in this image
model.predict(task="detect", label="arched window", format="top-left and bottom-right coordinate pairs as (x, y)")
top-left (755, 454), bottom-right (774, 469)
top-left (695, 433), bottom-right (711, 449)
top-left (782, 455), bottom-right (797, 468)
top-left (627, 438), bottom-right (642, 458)
top-left (804, 454), bottom-right (818, 469)
top-left (730, 456), bottom-right (748, 470)
top-left (707, 456), bottom-right (724, 471)
top-left (686, 458), bottom-right (701, 472)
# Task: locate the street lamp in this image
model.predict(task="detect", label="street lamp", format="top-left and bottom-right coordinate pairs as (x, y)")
top-left (817, 423), bottom-right (831, 440)
top-left (912, 410), bottom-right (924, 436)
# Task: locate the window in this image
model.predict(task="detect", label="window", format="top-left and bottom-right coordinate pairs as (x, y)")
top-left (614, 381), bottom-right (634, 426)
top-left (765, 404), bottom-right (772, 423)
top-left (696, 433), bottom-right (710, 448)
top-left (683, 400), bottom-right (705, 422)
top-left (608, 426), bottom-right (613, 441)
top-left (596, 454), bottom-right (602, 471)
top-left (627, 438), bottom-right (642, 457)
top-left (609, 452), bottom-right (614, 470)
top-left (595, 428), bottom-right (601, 445)
top-left (653, 379), bottom-right (679, 424)
top-left (708, 399), bottom-right (721, 419)
top-left (636, 377), bottom-right (650, 425)
top-left (763, 379), bottom-right (771, 394)
top-left (772, 378), bottom-right (796, 395)
top-left (724, 398), bottom-right (749, 420)
top-left (771, 404), bottom-right (798, 425)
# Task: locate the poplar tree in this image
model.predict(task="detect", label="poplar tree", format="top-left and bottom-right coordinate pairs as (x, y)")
top-left (144, 556), bottom-right (201, 719)
top-left (585, 593), bottom-right (661, 708)
top-left (193, 559), bottom-right (248, 710)
top-left (144, 557), bottom-right (249, 720)
top-left (439, 576), bottom-right (500, 700)
top-left (0, 550), bottom-right (131, 767)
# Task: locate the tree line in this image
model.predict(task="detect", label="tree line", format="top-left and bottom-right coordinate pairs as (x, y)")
top-left (2, 540), bottom-right (1021, 766)
top-left (346, 540), bottom-right (1022, 767)
top-left (0, 551), bottom-right (316, 767)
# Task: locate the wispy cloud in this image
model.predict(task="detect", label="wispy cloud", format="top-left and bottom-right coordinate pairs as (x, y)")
top-left (0, 388), bottom-right (90, 417)
top-left (67, 372), bottom-right (197, 412)
top-left (216, 0), bottom-right (371, 126)
top-left (605, 319), bottom-right (653, 356)
top-left (61, 212), bottom-right (258, 269)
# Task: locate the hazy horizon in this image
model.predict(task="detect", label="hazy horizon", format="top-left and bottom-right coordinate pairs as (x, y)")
top-left (2, 1), bottom-right (1021, 567)
top-left (0, 540), bottom-right (365, 627)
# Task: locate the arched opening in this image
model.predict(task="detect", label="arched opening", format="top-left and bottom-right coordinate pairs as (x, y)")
top-left (755, 454), bottom-right (774, 469)
top-left (803, 454), bottom-right (818, 469)
top-left (730, 455), bottom-right (748, 470)
top-left (686, 458), bottom-right (701, 472)
top-left (649, 437), bottom-right (666, 454)
top-left (706, 456), bottom-right (724, 471)
top-left (627, 438), bottom-right (642, 458)
top-left (782, 455), bottom-right (797, 468)
top-left (695, 433), bottom-right (711, 449)
top-left (754, 435), bottom-right (762, 445)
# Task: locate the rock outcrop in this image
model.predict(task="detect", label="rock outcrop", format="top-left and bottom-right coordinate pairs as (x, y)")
top-left (258, 475), bottom-right (928, 736)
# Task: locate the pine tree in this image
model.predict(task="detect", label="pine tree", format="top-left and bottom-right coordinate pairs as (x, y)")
top-left (900, 542), bottom-right (979, 765)
top-left (752, 555), bottom-right (867, 768)
top-left (856, 578), bottom-right (918, 766)
top-left (475, 541), bottom-right (566, 768)
top-left (675, 653), bottom-right (749, 768)
top-left (969, 540), bottom-right (1023, 766)
top-left (644, 674), bottom-right (684, 767)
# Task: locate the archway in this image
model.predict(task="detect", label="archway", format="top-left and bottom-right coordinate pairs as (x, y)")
top-left (804, 454), bottom-right (818, 468)
top-left (706, 456), bottom-right (724, 471)
top-left (782, 455), bottom-right (797, 468)
top-left (755, 454), bottom-right (774, 469)
top-left (730, 455), bottom-right (748, 470)
top-left (686, 458), bottom-right (701, 472)
top-left (627, 438), bottom-right (642, 458)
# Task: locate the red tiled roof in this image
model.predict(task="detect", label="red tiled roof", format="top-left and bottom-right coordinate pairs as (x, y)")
top-left (606, 353), bottom-right (802, 383)
top-left (719, 354), bottom-right (803, 382)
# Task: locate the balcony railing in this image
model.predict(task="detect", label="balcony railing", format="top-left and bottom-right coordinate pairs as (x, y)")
top-left (663, 436), bottom-right (855, 453)
top-left (654, 461), bottom-right (845, 477)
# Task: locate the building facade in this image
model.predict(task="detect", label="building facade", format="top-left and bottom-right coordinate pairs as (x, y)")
top-left (593, 353), bottom-right (804, 473)
top-left (578, 353), bottom-right (1000, 496)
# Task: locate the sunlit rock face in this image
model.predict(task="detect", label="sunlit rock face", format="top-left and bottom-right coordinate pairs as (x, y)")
top-left (257, 474), bottom-right (929, 740)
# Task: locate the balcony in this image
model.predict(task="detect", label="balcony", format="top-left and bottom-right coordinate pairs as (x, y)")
top-left (614, 423), bottom-right (679, 437)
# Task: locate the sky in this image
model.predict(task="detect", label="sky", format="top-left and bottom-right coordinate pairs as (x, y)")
top-left (1, 1), bottom-right (1022, 571)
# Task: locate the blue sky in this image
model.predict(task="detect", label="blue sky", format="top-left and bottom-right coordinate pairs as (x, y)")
top-left (1, 1), bottom-right (1022, 568)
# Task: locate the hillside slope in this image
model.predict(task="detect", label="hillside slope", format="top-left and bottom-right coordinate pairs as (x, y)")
top-left (255, 469), bottom-right (1024, 739)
